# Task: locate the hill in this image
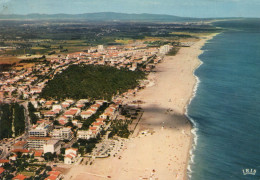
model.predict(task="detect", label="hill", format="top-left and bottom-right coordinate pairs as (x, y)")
top-left (0, 12), bottom-right (199, 22)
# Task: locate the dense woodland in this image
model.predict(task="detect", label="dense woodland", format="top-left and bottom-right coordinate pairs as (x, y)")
top-left (0, 103), bottom-right (25, 139)
top-left (41, 65), bottom-right (146, 101)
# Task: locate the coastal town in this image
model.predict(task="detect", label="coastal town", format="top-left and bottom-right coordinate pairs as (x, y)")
top-left (1, 0), bottom-right (255, 179)
top-left (0, 42), bottom-right (172, 179)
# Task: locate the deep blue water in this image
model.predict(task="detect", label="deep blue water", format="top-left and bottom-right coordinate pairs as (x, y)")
top-left (188, 19), bottom-right (260, 180)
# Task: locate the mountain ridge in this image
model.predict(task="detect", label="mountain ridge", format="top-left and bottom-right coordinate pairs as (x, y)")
top-left (0, 12), bottom-right (200, 22)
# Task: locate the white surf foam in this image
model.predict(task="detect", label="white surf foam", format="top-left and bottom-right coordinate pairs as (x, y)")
top-left (184, 51), bottom-right (204, 179)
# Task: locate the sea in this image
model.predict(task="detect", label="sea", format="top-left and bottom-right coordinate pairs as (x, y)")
top-left (187, 19), bottom-right (260, 180)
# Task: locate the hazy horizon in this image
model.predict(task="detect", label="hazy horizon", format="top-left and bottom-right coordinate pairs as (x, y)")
top-left (0, 0), bottom-right (260, 18)
top-left (0, 12), bottom-right (259, 20)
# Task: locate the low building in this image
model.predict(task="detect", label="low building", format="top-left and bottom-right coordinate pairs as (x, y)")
top-left (13, 141), bottom-right (27, 150)
top-left (0, 167), bottom-right (5, 179)
top-left (77, 130), bottom-right (90, 139)
top-left (80, 111), bottom-right (93, 119)
top-left (64, 148), bottom-right (78, 165)
top-left (77, 130), bottom-right (95, 140)
top-left (12, 174), bottom-right (27, 180)
top-left (0, 159), bottom-right (9, 166)
top-left (9, 154), bottom-right (17, 161)
top-left (34, 151), bottom-right (44, 161)
top-left (45, 171), bottom-right (62, 180)
top-left (11, 149), bottom-right (31, 156)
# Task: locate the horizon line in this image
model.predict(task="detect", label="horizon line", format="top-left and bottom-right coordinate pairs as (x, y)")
top-left (0, 12), bottom-right (259, 19)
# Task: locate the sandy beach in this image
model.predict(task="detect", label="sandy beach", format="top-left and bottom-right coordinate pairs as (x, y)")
top-left (64, 34), bottom-right (216, 180)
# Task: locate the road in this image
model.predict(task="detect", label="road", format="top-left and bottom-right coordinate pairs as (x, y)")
top-left (21, 101), bottom-right (30, 138)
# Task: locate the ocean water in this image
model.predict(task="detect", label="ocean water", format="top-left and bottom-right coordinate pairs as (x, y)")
top-left (187, 19), bottom-right (260, 180)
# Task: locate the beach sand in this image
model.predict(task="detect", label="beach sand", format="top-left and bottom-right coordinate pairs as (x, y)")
top-left (64, 34), bottom-right (216, 180)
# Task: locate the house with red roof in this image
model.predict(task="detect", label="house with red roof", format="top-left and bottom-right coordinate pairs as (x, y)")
top-left (89, 126), bottom-right (99, 131)
top-left (57, 116), bottom-right (69, 125)
top-left (9, 154), bottom-right (17, 161)
top-left (80, 110), bottom-right (93, 119)
top-left (45, 173), bottom-right (62, 180)
top-left (44, 101), bottom-right (54, 109)
top-left (64, 148), bottom-right (78, 164)
top-left (45, 175), bottom-right (58, 180)
top-left (90, 103), bottom-right (101, 110)
top-left (0, 167), bottom-right (5, 179)
top-left (63, 108), bottom-right (80, 118)
top-left (13, 141), bottom-right (27, 149)
top-left (12, 174), bottom-right (27, 180)
top-left (11, 149), bottom-right (31, 155)
top-left (0, 159), bottom-right (9, 166)
top-left (92, 121), bottom-right (104, 127)
top-left (34, 150), bottom-right (44, 161)
top-left (44, 111), bottom-right (57, 118)
top-left (99, 113), bottom-right (109, 119)
top-left (96, 118), bottom-right (106, 122)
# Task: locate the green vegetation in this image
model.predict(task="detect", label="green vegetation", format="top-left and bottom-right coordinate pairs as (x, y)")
top-left (81, 103), bottom-right (108, 130)
top-left (74, 138), bottom-right (100, 154)
top-left (13, 103), bottom-right (26, 136)
top-left (41, 65), bottom-right (146, 100)
top-left (44, 152), bottom-right (56, 161)
top-left (0, 20), bottom-right (221, 58)
top-left (28, 102), bottom-right (39, 124)
top-left (0, 103), bottom-right (25, 139)
top-left (2, 155), bottom-right (50, 180)
top-left (0, 104), bottom-right (13, 139)
top-left (109, 120), bottom-right (131, 138)
top-left (166, 47), bottom-right (180, 56)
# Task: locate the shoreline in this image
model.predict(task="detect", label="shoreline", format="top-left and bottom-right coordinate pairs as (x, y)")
top-left (63, 33), bottom-right (218, 180)
top-left (184, 33), bottom-right (219, 179)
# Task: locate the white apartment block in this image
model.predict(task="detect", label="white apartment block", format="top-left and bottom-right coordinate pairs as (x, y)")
top-left (43, 139), bottom-right (61, 154)
top-left (27, 137), bottom-right (51, 150)
top-left (50, 127), bottom-right (73, 140)
top-left (29, 122), bottom-right (53, 137)
top-left (77, 130), bottom-right (96, 140)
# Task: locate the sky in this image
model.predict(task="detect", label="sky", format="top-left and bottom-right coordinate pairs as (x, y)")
top-left (0, 0), bottom-right (260, 18)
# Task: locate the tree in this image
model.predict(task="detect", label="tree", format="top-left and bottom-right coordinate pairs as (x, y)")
top-left (79, 147), bottom-right (85, 156)
top-left (0, 104), bottom-right (13, 139)
top-left (5, 174), bottom-right (14, 179)
top-left (46, 166), bottom-right (52, 171)
top-left (13, 103), bottom-right (25, 136)
top-left (65, 120), bottom-right (73, 127)
top-left (53, 120), bottom-right (60, 125)
top-left (58, 154), bottom-right (64, 161)
top-left (28, 102), bottom-right (38, 124)
top-left (3, 163), bottom-right (12, 170)
top-left (17, 152), bottom-right (22, 158)
top-left (60, 148), bottom-right (65, 154)
top-left (44, 152), bottom-right (54, 162)
top-left (40, 64), bottom-right (145, 101)
top-left (72, 142), bottom-right (79, 148)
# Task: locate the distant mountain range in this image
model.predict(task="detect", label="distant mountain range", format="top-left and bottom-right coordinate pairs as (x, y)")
top-left (0, 12), bottom-right (202, 22)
